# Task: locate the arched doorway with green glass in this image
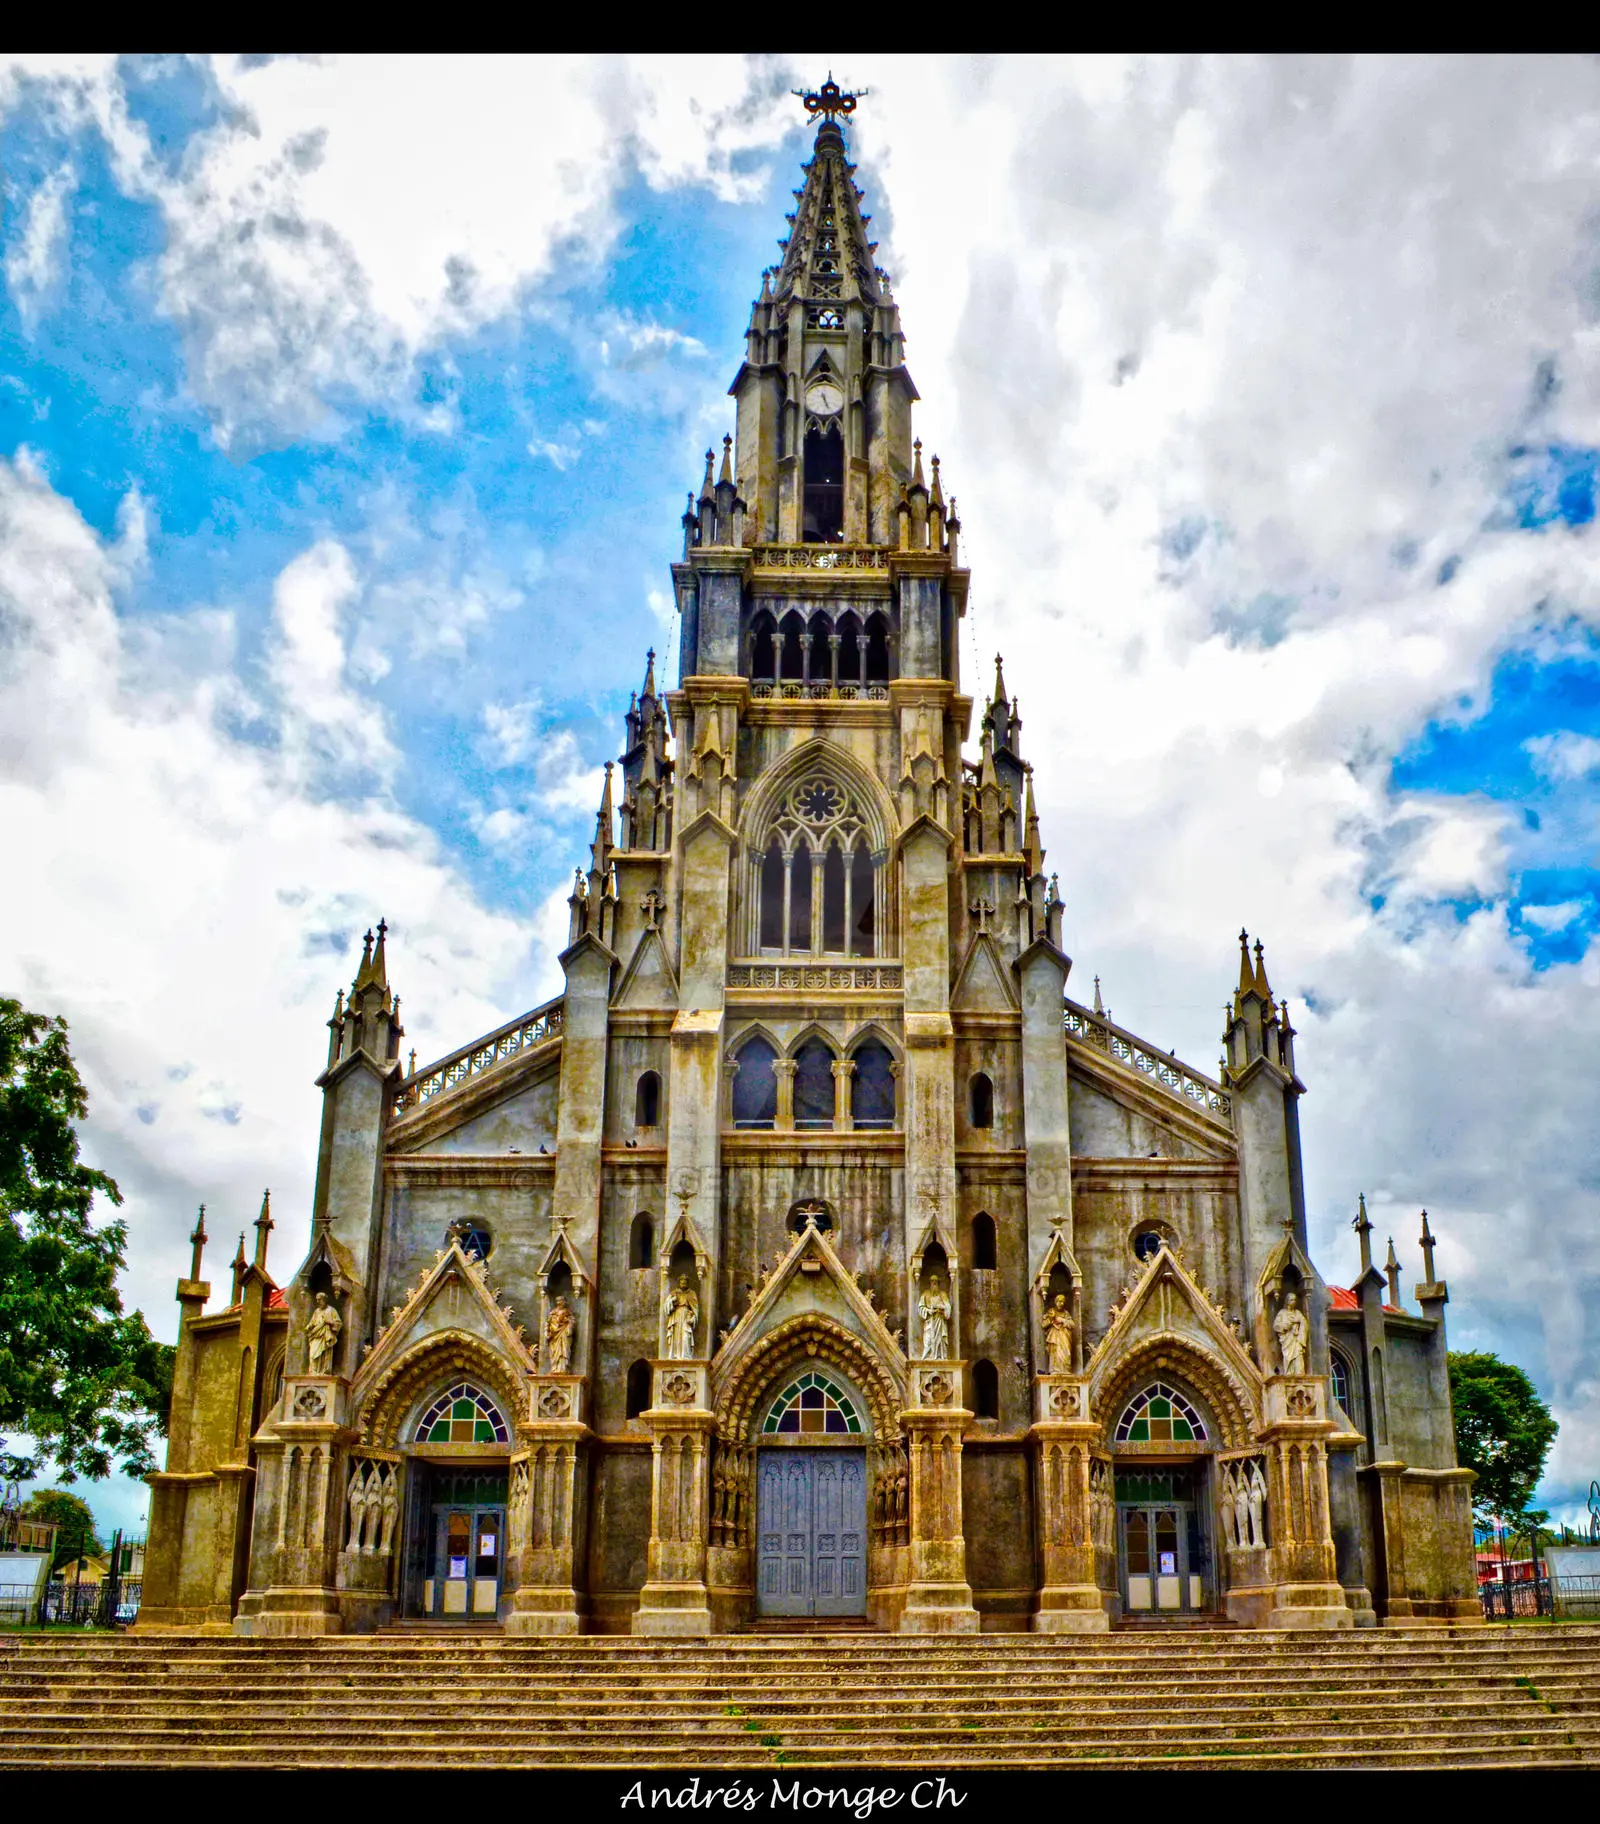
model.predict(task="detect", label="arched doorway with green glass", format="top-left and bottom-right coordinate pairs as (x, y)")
top-left (401, 1381), bottom-right (513, 1620)
top-left (1111, 1380), bottom-right (1217, 1620)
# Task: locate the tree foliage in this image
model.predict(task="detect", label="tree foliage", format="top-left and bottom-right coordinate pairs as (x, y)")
top-left (22, 1486), bottom-right (102, 1572)
top-left (1449, 1350), bottom-right (1558, 1522)
top-left (0, 998), bottom-right (173, 1482)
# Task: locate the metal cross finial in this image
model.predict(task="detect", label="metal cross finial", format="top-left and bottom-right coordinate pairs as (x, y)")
top-left (794, 73), bottom-right (866, 126)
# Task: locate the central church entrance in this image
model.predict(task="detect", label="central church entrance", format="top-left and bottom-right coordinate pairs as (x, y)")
top-left (756, 1449), bottom-right (867, 1617)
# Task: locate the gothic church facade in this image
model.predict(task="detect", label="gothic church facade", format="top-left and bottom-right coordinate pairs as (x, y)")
top-left (141, 89), bottom-right (1480, 1638)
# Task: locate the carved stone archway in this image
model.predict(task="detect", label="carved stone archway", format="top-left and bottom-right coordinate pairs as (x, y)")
top-left (356, 1329), bottom-right (527, 1450)
top-left (715, 1313), bottom-right (901, 1444)
top-left (1093, 1334), bottom-right (1257, 1453)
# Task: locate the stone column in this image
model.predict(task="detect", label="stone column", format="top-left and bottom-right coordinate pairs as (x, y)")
top-left (1260, 1376), bottom-right (1353, 1629)
top-left (233, 1376), bottom-right (350, 1636)
top-left (1030, 1377), bottom-right (1111, 1631)
top-left (505, 1376), bottom-right (590, 1635)
top-left (900, 1362), bottom-right (979, 1634)
top-left (634, 1361), bottom-right (715, 1635)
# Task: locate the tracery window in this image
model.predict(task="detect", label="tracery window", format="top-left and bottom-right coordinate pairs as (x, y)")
top-left (793, 1038), bottom-right (836, 1128)
top-left (731, 1035), bottom-right (778, 1129)
top-left (762, 1370), bottom-right (862, 1435)
top-left (747, 609), bottom-right (889, 690)
top-left (415, 1382), bottom-right (509, 1445)
top-left (850, 1039), bottom-right (895, 1129)
top-left (1114, 1382), bottom-right (1208, 1445)
top-left (755, 773), bottom-right (879, 957)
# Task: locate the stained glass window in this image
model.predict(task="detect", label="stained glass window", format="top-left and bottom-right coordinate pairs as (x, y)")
top-left (761, 1370), bottom-right (862, 1435)
top-left (1330, 1350), bottom-right (1353, 1415)
top-left (1114, 1381), bottom-right (1207, 1444)
top-left (415, 1381), bottom-right (509, 1445)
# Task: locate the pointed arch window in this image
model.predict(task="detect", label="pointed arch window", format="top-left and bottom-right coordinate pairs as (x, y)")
top-left (731, 1035), bottom-right (778, 1129)
top-left (751, 613), bottom-right (777, 681)
top-left (629, 1213), bottom-right (655, 1271)
top-left (635, 1071), bottom-right (661, 1128)
top-left (850, 1039), bottom-right (896, 1129)
top-left (1114, 1382), bottom-right (1207, 1445)
top-left (973, 1359), bottom-right (1000, 1420)
top-left (802, 422), bottom-right (844, 544)
top-left (972, 1212), bottom-right (997, 1271)
top-left (864, 613), bottom-right (890, 683)
top-left (753, 771), bottom-right (881, 959)
top-left (626, 1359), bottom-right (652, 1419)
top-left (1330, 1349), bottom-right (1353, 1417)
top-left (415, 1382), bottom-right (509, 1445)
top-left (779, 613), bottom-right (805, 680)
top-left (969, 1072), bottom-right (994, 1129)
top-left (762, 1370), bottom-right (861, 1435)
top-left (793, 1038), bottom-right (836, 1129)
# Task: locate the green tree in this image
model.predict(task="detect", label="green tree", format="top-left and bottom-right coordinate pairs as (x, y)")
top-left (21, 1486), bottom-right (102, 1573)
top-left (0, 998), bottom-right (173, 1483)
top-left (1448, 1350), bottom-right (1558, 1522)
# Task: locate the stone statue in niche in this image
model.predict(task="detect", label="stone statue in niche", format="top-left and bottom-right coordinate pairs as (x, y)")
top-left (1233, 1464), bottom-right (1252, 1549)
top-left (544, 1293), bottom-right (576, 1375)
top-left (1041, 1292), bottom-right (1075, 1375)
top-left (1273, 1291), bottom-right (1309, 1376)
top-left (1247, 1461), bottom-right (1267, 1546)
top-left (306, 1291), bottom-right (342, 1375)
top-left (379, 1469), bottom-right (399, 1556)
top-left (917, 1277), bottom-right (952, 1361)
top-left (665, 1274), bottom-right (699, 1359)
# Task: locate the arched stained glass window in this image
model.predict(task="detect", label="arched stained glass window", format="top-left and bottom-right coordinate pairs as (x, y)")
top-left (415, 1381), bottom-right (509, 1445)
top-left (1330, 1350), bottom-right (1353, 1416)
top-left (762, 1370), bottom-right (862, 1435)
top-left (1114, 1381), bottom-right (1207, 1444)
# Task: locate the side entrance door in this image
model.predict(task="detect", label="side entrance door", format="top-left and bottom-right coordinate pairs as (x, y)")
top-left (756, 1449), bottom-right (867, 1618)
top-left (426, 1501), bottom-right (504, 1618)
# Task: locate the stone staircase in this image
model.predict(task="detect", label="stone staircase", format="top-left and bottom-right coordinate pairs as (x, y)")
top-left (4, 1627), bottom-right (1600, 1769)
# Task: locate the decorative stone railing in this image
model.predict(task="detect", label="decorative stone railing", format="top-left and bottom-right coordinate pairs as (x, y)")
top-left (749, 681), bottom-right (890, 701)
top-left (1062, 999), bottom-right (1231, 1122)
top-left (395, 999), bottom-right (564, 1113)
top-left (751, 545), bottom-right (891, 571)
top-left (727, 962), bottom-right (902, 992)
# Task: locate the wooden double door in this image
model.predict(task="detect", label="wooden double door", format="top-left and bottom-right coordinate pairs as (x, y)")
top-left (756, 1449), bottom-right (867, 1618)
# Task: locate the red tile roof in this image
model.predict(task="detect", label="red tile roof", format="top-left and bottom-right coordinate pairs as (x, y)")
top-left (266, 1287), bottom-right (286, 1310)
top-left (1328, 1285), bottom-right (1359, 1309)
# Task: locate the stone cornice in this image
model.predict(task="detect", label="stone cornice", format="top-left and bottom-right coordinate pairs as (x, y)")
top-left (383, 1154), bottom-right (555, 1188)
top-left (1070, 1155), bottom-right (1240, 1189)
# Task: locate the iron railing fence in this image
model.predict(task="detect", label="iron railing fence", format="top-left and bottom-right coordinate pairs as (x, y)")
top-left (33, 1578), bottom-right (142, 1626)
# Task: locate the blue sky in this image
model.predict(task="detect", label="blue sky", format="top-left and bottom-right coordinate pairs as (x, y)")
top-left (2, 54), bottom-right (1599, 1541)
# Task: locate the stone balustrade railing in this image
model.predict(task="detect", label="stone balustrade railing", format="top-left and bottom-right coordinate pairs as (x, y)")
top-left (395, 999), bottom-right (564, 1113)
top-left (751, 545), bottom-right (891, 571)
top-left (1063, 998), bottom-right (1232, 1122)
top-left (749, 681), bottom-right (890, 701)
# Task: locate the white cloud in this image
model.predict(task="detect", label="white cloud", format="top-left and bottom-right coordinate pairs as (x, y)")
top-left (1520, 900), bottom-right (1586, 932)
top-left (4, 159), bottom-right (73, 327)
top-left (0, 455), bottom-right (545, 1365)
top-left (1526, 730), bottom-right (1600, 781)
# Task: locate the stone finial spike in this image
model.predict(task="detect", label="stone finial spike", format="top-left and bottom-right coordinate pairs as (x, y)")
top-left (1023, 771), bottom-right (1043, 873)
top-left (759, 267), bottom-right (773, 302)
top-left (1252, 936), bottom-right (1272, 1000)
top-left (1353, 1192), bottom-right (1374, 1275)
top-left (1237, 929), bottom-right (1255, 997)
top-left (230, 1232), bottom-right (247, 1304)
top-left (1093, 976), bottom-right (1105, 1017)
top-left (641, 647), bottom-right (657, 699)
top-left (407, 1048), bottom-right (417, 1077)
top-left (698, 449), bottom-right (716, 502)
top-left (911, 438), bottom-right (926, 492)
top-left (1279, 997), bottom-right (1295, 1036)
top-left (354, 927), bottom-right (374, 989)
top-left (1384, 1236), bottom-right (1403, 1309)
top-left (253, 1189), bottom-right (273, 1269)
top-left (1419, 1209), bottom-right (1437, 1284)
top-left (188, 1204), bottom-right (208, 1282)
top-left (718, 434), bottom-right (733, 486)
top-left (930, 454), bottom-right (944, 510)
top-left (992, 651), bottom-right (1008, 710)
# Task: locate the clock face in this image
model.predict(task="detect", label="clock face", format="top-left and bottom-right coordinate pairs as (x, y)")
top-left (806, 378), bottom-right (844, 416)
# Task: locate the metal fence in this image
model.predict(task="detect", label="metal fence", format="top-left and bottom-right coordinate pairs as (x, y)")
top-left (1480, 1574), bottom-right (1600, 1621)
top-left (0, 1578), bottom-right (142, 1627)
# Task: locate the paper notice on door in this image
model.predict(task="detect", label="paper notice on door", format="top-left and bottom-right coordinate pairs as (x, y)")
top-left (448, 1556), bottom-right (468, 1578)
top-left (1158, 1551), bottom-right (1177, 1574)
top-left (479, 1535), bottom-right (496, 1556)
